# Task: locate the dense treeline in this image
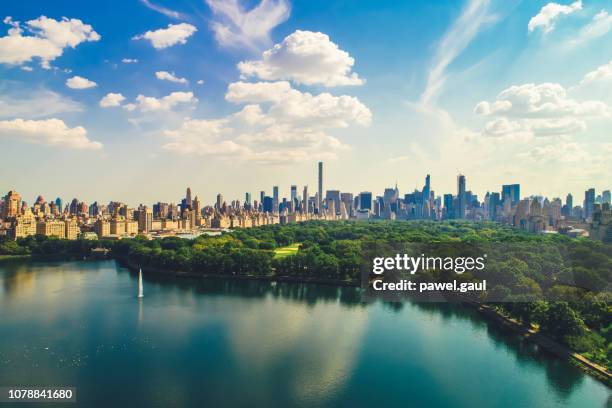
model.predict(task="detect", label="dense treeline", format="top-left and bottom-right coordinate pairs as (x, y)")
top-left (0, 220), bottom-right (610, 368)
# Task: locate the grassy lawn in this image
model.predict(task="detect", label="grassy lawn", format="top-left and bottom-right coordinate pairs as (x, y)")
top-left (273, 243), bottom-right (301, 259)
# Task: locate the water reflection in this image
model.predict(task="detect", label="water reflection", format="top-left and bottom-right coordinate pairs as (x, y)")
top-left (0, 260), bottom-right (608, 408)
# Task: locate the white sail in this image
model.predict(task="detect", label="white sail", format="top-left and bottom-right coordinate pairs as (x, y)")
top-left (138, 268), bottom-right (144, 298)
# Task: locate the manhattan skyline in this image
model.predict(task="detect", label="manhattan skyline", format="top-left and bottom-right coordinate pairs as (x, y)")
top-left (1, 0), bottom-right (612, 203)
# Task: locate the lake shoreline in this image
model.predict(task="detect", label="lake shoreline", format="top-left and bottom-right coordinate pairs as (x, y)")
top-left (122, 259), bottom-right (611, 388)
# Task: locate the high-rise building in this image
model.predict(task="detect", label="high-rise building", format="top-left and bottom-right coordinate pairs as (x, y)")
top-left (318, 162), bottom-right (323, 211)
top-left (326, 190), bottom-right (341, 215)
top-left (603, 190), bottom-right (611, 205)
top-left (55, 197), bottom-right (63, 215)
top-left (584, 188), bottom-right (595, 220)
top-left (245, 192), bottom-right (251, 206)
top-left (423, 175), bottom-right (431, 204)
top-left (359, 192), bottom-right (372, 211)
top-left (302, 186), bottom-right (308, 213)
top-left (290, 185), bottom-right (297, 203)
top-left (263, 196), bottom-right (274, 213)
top-left (502, 184), bottom-right (520, 205)
top-left (216, 194), bottom-right (223, 211)
top-left (341, 193), bottom-right (354, 217)
top-left (138, 206), bottom-right (153, 232)
top-left (186, 187), bottom-right (192, 209)
top-left (444, 194), bottom-right (454, 219)
top-left (456, 174), bottom-right (466, 219)
top-left (273, 186), bottom-right (279, 212)
top-left (2, 191), bottom-right (21, 218)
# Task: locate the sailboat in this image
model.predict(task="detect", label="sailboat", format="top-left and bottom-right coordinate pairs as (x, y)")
top-left (138, 268), bottom-right (144, 298)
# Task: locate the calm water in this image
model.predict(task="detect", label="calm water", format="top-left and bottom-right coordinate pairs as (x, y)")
top-left (0, 260), bottom-right (609, 408)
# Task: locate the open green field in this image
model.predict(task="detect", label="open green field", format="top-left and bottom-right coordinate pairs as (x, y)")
top-left (273, 243), bottom-right (301, 259)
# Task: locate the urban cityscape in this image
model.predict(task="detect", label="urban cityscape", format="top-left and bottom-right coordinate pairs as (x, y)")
top-left (1, 162), bottom-right (610, 243)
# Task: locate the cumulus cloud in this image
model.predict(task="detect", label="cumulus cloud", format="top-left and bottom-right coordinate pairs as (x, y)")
top-left (65, 75), bottom-right (97, 89)
top-left (133, 23), bottom-right (196, 49)
top-left (124, 91), bottom-right (197, 112)
top-left (99, 93), bottom-right (125, 108)
top-left (226, 81), bottom-right (372, 127)
top-left (475, 82), bottom-right (610, 139)
top-left (161, 81), bottom-right (371, 164)
top-left (196, 79), bottom-right (204, 85)
top-left (205, 0), bottom-right (289, 50)
top-left (155, 70), bottom-right (188, 84)
top-left (122, 58), bottom-right (138, 63)
top-left (0, 16), bottom-right (100, 68)
top-left (517, 142), bottom-right (589, 163)
top-left (528, 1), bottom-right (582, 33)
top-left (0, 118), bottom-right (102, 149)
top-left (237, 30), bottom-right (364, 87)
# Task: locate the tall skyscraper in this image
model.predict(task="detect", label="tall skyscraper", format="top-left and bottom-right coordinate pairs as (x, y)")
top-left (423, 174), bottom-right (431, 203)
top-left (318, 162), bottom-right (323, 211)
top-left (186, 187), bottom-right (192, 209)
top-left (584, 188), bottom-right (595, 220)
top-left (290, 185), bottom-right (297, 202)
top-left (245, 192), bottom-right (251, 206)
top-left (302, 186), bottom-right (308, 213)
top-left (456, 174), bottom-right (466, 219)
top-left (273, 186), bottom-right (279, 212)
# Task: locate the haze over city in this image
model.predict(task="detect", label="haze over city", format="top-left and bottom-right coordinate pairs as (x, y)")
top-left (1, 0), bottom-right (611, 205)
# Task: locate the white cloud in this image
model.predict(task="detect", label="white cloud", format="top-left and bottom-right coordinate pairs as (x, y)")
top-left (518, 142), bottom-right (589, 163)
top-left (124, 91), bottom-right (197, 112)
top-left (568, 9), bottom-right (612, 46)
top-left (0, 118), bottom-right (102, 149)
top-left (155, 70), bottom-right (188, 84)
top-left (0, 16), bottom-right (100, 68)
top-left (122, 58), bottom-right (138, 64)
top-left (20, 65), bottom-right (33, 71)
top-left (0, 89), bottom-right (82, 118)
top-left (475, 82), bottom-right (610, 139)
top-left (421, 0), bottom-right (496, 105)
top-left (196, 79), bottom-right (204, 85)
top-left (99, 93), bottom-right (125, 108)
top-left (133, 23), bottom-right (196, 49)
top-left (140, 0), bottom-right (183, 19)
top-left (476, 83), bottom-right (610, 118)
top-left (237, 30), bottom-right (364, 87)
top-left (161, 81), bottom-right (371, 164)
top-left (205, 0), bottom-right (289, 50)
top-left (226, 81), bottom-right (372, 127)
top-left (528, 1), bottom-right (582, 33)
top-left (579, 60), bottom-right (612, 86)
top-left (66, 75), bottom-right (97, 89)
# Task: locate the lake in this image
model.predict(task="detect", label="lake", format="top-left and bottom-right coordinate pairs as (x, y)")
top-left (0, 260), bottom-right (609, 407)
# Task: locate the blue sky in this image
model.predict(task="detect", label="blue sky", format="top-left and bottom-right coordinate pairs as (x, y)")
top-left (0, 0), bottom-right (611, 205)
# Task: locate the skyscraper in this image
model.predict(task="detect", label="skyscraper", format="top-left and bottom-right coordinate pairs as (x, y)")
top-left (359, 192), bottom-right (372, 210)
top-left (502, 184), bottom-right (520, 205)
top-left (290, 185), bottom-right (297, 202)
top-left (456, 174), bottom-right (466, 219)
top-left (584, 188), bottom-right (595, 220)
top-left (318, 162), bottom-right (323, 211)
top-left (423, 174), bottom-right (431, 204)
top-left (186, 187), bottom-right (192, 209)
top-left (302, 186), bottom-right (308, 213)
top-left (273, 186), bottom-right (279, 212)
top-left (603, 190), bottom-right (611, 205)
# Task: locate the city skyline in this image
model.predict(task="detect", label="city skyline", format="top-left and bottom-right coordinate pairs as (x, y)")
top-left (1, 0), bottom-right (612, 202)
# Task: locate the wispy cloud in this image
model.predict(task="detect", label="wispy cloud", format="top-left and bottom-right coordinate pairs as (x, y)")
top-left (420, 0), bottom-right (496, 105)
top-left (205, 0), bottom-right (290, 50)
top-left (140, 0), bottom-right (183, 19)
